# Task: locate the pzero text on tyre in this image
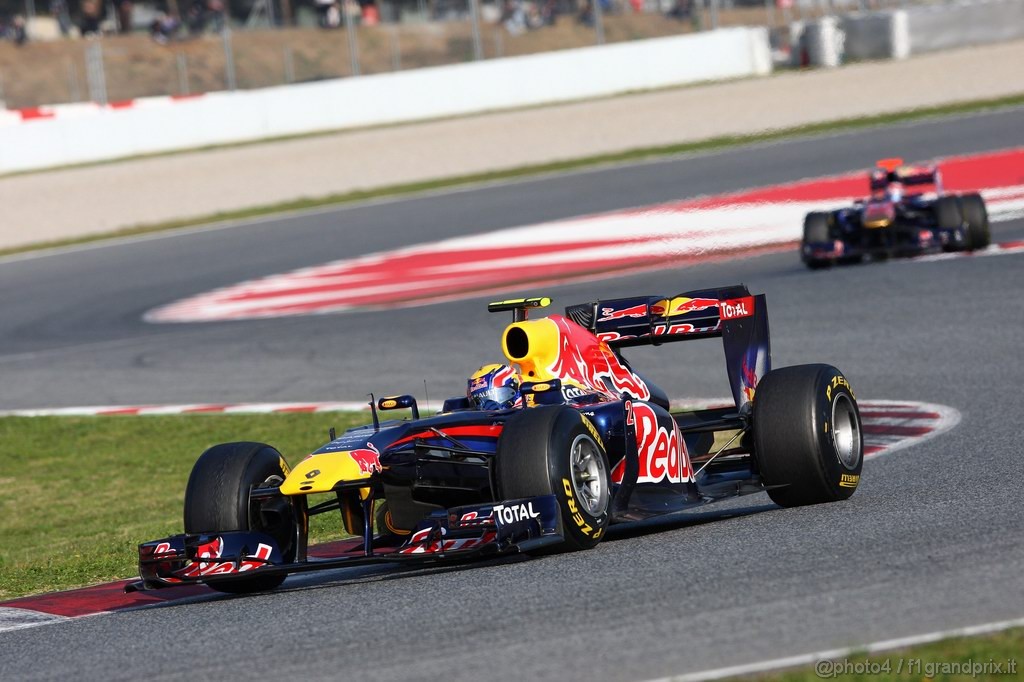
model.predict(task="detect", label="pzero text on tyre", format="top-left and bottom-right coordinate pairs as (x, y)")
top-left (184, 442), bottom-right (298, 593)
top-left (752, 364), bottom-right (863, 507)
top-left (496, 406), bottom-right (610, 550)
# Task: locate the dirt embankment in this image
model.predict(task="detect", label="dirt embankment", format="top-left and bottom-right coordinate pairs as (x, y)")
top-left (0, 10), bottom-right (779, 109)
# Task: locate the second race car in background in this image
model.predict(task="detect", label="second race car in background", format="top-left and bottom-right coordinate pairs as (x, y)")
top-left (801, 158), bottom-right (990, 268)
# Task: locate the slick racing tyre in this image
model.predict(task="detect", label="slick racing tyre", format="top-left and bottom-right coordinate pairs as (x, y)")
top-left (184, 442), bottom-right (299, 593)
top-left (958, 193), bottom-right (990, 250)
top-left (934, 196), bottom-right (966, 251)
top-left (496, 406), bottom-right (610, 551)
top-left (752, 365), bottom-right (863, 507)
top-left (802, 212), bottom-right (833, 270)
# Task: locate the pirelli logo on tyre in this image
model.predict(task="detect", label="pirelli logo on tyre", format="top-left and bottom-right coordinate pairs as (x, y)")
top-left (580, 414), bottom-right (603, 447)
top-left (839, 474), bottom-right (860, 488)
top-left (826, 374), bottom-right (854, 401)
top-left (561, 477), bottom-right (599, 538)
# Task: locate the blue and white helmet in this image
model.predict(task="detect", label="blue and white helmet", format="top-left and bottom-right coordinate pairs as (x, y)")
top-left (467, 364), bottom-right (522, 410)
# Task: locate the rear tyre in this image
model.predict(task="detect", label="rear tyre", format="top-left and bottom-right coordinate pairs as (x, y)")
top-left (802, 212), bottom-right (833, 270)
top-left (933, 196), bottom-right (965, 251)
top-left (958, 193), bottom-right (990, 250)
top-left (496, 406), bottom-right (610, 551)
top-left (752, 365), bottom-right (863, 507)
top-left (184, 442), bottom-right (298, 593)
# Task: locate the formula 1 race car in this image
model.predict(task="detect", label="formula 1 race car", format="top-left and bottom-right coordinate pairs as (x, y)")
top-left (801, 158), bottom-right (990, 268)
top-left (131, 288), bottom-right (863, 594)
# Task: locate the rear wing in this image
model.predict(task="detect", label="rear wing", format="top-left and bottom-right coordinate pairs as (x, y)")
top-left (565, 284), bottom-right (771, 410)
top-left (869, 160), bottom-right (943, 194)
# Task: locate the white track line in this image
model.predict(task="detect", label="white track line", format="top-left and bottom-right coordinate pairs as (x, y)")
top-left (649, 616), bottom-right (1024, 682)
top-left (0, 607), bottom-right (69, 633)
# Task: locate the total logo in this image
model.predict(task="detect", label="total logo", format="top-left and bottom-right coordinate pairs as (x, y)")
top-left (493, 502), bottom-right (541, 525)
top-left (719, 296), bottom-right (754, 321)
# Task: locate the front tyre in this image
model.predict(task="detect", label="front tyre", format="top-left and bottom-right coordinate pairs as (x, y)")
top-left (496, 406), bottom-right (610, 551)
top-left (184, 442), bottom-right (298, 593)
top-left (752, 365), bottom-right (863, 507)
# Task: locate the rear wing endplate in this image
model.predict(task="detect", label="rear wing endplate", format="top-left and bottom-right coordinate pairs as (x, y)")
top-left (566, 284), bottom-right (772, 410)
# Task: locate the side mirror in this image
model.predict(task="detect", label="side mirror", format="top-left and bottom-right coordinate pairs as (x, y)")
top-left (378, 395), bottom-right (419, 420)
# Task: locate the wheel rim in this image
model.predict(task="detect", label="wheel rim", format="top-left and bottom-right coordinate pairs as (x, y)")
top-left (569, 434), bottom-right (608, 516)
top-left (831, 394), bottom-right (861, 469)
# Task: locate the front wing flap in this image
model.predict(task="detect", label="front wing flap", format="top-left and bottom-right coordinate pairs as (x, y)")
top-left (132, 495), bottom-right (561, 591)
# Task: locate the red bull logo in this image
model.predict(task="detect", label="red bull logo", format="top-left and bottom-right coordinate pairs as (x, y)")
top-left (547, 316), bottom-right (651, 401)
top-left (627, 401), bottom-right (693, 484)
top-left (652, 297), bottom-right (720, 317)
top-left (348, 443), bottom-right (382, 475)
top-left (598, 304), bottom-right (648, 322)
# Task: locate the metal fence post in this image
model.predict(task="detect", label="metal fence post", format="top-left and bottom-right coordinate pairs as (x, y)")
top-left (494, 27), bottom-right (503, 58)
top-left (85, 41), bottom-right (108, 105)
top-left (593, 0), bottom-right (606, 45)
top-left (709, 0), bottom-right (719, 29)
top-left (223, 28), bottom-right (238, 90)
top-left (176, 51), bottom-right (190, 95)
top-left (468, 0), bottom-right (483, 60)
top-left (66, 58), bottom-right (81, 101)
top-left (343, 2), bottom-right (361, 76)
top-left (390, 24), bottom-right (402, 71)
top-left (283, 45), bottom-right (295, 83)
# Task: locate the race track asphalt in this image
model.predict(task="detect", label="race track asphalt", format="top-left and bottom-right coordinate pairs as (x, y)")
top-left (1, 107), bottom-right (1023, 681)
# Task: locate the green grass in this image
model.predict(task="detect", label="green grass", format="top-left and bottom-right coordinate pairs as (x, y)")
top-left (3, 91), bottom-right (1024, 261)
top-left (0, 412), bottom-right (370, 599)
top-left (761, 627), bottom-right (1023, 681)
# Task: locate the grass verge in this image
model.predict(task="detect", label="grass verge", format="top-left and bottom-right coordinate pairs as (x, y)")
top-left (761, 627), bottom-right (1022, 681)
top-left (3, 92), bottom-right (1024, 261)
top-left (0, 412), bottom-right (369, 600)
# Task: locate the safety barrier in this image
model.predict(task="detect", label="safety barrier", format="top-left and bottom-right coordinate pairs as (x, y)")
top-left (0, 28), bottom-right (771, 175)
top-left (799, 0), bottom-right (1024, 66)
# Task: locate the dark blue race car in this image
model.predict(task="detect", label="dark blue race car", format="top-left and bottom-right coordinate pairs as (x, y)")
top-left (801, 158), bottom-right (990, 268)
top-left (132, 289), bottom-right (863, 594)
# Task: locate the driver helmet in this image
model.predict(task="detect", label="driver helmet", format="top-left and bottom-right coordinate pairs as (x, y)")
top-left (886, 181), bottom-right (904, 203)
top-left (467, 364), bottom-right (521, 410)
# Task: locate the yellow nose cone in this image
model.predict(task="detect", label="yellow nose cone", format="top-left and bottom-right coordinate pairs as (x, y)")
top-left (279, 446), bottom-right (381, 496)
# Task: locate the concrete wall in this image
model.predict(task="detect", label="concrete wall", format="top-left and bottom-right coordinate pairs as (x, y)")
top-left (0, 28), bottom-right (772, 175)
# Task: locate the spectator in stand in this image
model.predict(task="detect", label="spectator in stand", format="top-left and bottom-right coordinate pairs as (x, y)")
top-left (186, 0), bottom-right (206, 34)
top-left (9, 14), bottom-right (27, 45)
top-left (206, 0), bottom-right (225, 32)
top-left (50, 0), bottom-right (73, 36)
top-left (113, 0), bottom-right (134, 33)
top-left (501, 0), bottom-right (527, 34)
top-left (360, 0), bottom-right (379, 26)
top-left (79, 0), bottom-right (103, 36)
top-left (149, 11), bottom-right (180, 43)
top-left (315, 0), bottom-right (341, 27)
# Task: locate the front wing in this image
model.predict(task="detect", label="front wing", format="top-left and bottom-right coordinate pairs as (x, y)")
top-left (129, 495), bottom-right (561, 591)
